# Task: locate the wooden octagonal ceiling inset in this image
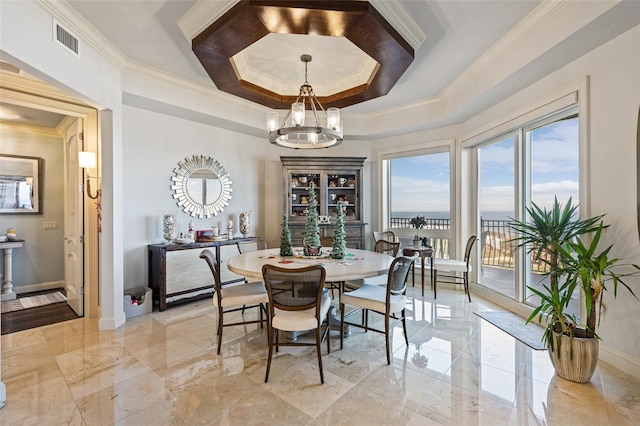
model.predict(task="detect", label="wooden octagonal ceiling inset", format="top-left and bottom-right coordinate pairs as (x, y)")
top-left (192, 0), bottom-right (414, 109)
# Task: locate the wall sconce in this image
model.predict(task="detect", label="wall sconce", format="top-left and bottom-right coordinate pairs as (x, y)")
top-left (78, 151), bottom-right (101, 200)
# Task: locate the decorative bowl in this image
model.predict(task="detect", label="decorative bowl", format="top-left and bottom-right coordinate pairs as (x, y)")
top-left (176, 238), bottom-right (195, 244)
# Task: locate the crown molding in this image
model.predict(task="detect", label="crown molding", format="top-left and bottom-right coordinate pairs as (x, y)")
top-left (366, 95), bottom-right (441, 121)
top-left (122, 58), bottom-right (267, 115)
top-left (370, 0), bottom-right (426, 49)
top-left (177, 0), bottom-right (238, 41)
top-left (34, 0), bottom-right (128, 70)
top-left (440, 0), bottom-right (574, 101)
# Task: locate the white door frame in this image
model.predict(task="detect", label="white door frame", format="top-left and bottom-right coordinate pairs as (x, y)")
top-left (0, 85), bottom-right (100, 319)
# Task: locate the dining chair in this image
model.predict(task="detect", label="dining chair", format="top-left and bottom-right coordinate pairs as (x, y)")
top-left (373, 230), bottom-right (396, 244)
top-left (340, 253), bottom-right (418, 364)
top-left (345, 239), bottom-right (401, 289)
top-left (237, 238), bottom-right (267, 254)
top-left (374, 239), bottom-right (400, 257)
top-left (261, 264), bottom-right (331, 384)
top-left (236, 238), bottom-right (268, 312)
top-left (318, 236), bottom-right (340, 298)
top-left (431, 235), bottom-right (477, 301)
top-left (199, 249), bottom-right (268, 355)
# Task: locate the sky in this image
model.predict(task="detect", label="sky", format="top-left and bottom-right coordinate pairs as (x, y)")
top-left (391, 117), bottom-right (579, 217)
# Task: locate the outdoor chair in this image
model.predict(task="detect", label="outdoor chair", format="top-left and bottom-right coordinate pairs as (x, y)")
top-left (431, 235), bottom-right (477, 301)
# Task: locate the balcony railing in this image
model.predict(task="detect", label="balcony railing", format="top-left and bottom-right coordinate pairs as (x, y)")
top-left (390, 217), bottom-right (451, 230)
top-left (390, 216), bottom-right (548, 273)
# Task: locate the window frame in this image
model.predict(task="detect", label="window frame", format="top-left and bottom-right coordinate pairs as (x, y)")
top-left (465, 104), bottom-right (581, 305)
top-left (378, 141), bottom-right (455, 251)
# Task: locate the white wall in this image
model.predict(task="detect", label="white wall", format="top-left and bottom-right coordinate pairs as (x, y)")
top-left (122, 106), bottom-right (269, 288)
top-left (578, 26), bottom-right (640, 371)
top-left (0, 129), bottom-right (65, 290)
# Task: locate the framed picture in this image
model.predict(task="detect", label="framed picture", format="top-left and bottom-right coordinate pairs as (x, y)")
top-left (196, 229), bottom-right (215, 242)
top-left (0, 154), bottom-right (42, 214)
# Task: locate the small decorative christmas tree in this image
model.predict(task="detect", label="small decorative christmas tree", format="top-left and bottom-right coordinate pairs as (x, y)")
top-left (331, 202), bottom-right (347, 259)
top-left (280, 214), bottom-right (293, 256)
top-left (303, 182), bottom-right (321, 256)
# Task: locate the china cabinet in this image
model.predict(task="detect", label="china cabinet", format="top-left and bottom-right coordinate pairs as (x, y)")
top-left (281, 156), bottom-right (366, 248)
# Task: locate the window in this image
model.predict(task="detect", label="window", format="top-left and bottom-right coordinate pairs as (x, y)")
top-left (388, 151), bottom-right (451, 256)
top-left (473, 108), bottom-right (579, 312)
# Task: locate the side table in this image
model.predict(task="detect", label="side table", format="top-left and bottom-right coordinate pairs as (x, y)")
top-left (403, 246), bottom-right (433, 297)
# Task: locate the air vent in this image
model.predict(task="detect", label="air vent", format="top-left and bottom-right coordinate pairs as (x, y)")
top-left (53, 20), bottom-right (80, 57)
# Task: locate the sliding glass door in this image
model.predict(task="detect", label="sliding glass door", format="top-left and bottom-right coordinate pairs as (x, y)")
top-left (524, 114), bottom-right (580, 312)
top-left (477, 136), bottom-right (516, 298)
top-left (472, 108), bottom-right (579, 308)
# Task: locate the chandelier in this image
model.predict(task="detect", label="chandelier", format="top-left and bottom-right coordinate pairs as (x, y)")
top-left (266, 54), bottom-right (343, 149)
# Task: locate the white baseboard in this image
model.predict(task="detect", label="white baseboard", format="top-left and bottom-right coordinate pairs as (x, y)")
top-left (599, 343), bottom-right (640, 380)
top-left (14, 281), bottom-right (65, 295)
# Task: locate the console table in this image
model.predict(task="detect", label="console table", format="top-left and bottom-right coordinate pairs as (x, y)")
top-left (1, 240), bottom-right (25, 301)
top-left (148, 237), bottom-right (258, 311)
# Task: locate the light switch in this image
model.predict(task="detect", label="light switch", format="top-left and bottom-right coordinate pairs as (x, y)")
top-left (43, 221), bottom-right (58, 230)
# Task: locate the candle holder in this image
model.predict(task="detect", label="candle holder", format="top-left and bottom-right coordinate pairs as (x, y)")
top-left (227, 224), bottom-right (233, 240)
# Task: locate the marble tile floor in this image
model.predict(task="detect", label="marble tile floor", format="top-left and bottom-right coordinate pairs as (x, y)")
top-left (1, 284), bottom-right (639, 425)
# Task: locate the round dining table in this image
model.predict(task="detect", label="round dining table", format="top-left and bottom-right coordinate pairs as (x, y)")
top-left (227, 247), bottom-right (395, 282)
top-left (227, 247), bottom-right (395, 339)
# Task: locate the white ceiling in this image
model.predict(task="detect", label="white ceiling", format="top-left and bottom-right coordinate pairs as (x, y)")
top-left (2, 1), bottom-right (638, 136)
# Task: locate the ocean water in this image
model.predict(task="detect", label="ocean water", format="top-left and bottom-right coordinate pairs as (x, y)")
top-left (393, 211), bottom-right (513, 221)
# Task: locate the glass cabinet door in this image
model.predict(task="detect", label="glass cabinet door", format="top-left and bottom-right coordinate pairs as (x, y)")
top-left (327, 173), bottom-right (358, 220)
top-left (289, 172), bottom-right (320, 219)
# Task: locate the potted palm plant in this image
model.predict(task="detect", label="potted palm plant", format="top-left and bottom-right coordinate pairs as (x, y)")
top-left (511, 197), bottom-right (640, 382)
top-left (509, 197), bottom-right (602, 293)
top-left (539, 222), bottom-right (640, 382)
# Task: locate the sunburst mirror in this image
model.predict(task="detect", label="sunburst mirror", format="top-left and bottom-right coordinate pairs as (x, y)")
top-left (171, 155), bottom-right (232, 218)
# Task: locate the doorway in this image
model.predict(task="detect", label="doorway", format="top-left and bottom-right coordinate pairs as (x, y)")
top-left (0, 75), bottom-right (100, 332)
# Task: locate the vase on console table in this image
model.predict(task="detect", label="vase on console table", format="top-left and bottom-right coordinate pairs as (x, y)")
top-left (162, 213), bottom-right (177, 243)
top-left (239, 211), bottom-right (250, 238)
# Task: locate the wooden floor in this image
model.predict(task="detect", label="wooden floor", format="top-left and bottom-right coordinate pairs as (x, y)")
top-left (1, 289), bottom-right (80, 335)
